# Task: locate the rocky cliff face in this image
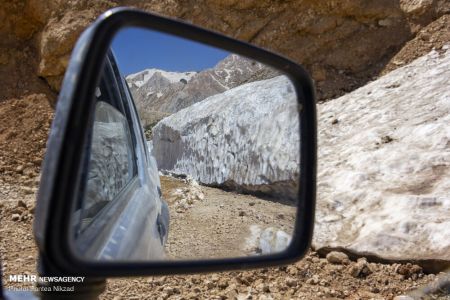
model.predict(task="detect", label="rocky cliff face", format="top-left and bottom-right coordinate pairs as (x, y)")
top-left (2, 1), bottom-right (447, 186)
top-left (126, 54), bottom-right (278, 127)
top-left (152, 75), bottom-right (300, 200)
top-left (2, 0), bottom-right (449, 104)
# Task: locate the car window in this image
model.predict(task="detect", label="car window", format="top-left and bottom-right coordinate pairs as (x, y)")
top-left (77, 59), bottom-right (138, 231)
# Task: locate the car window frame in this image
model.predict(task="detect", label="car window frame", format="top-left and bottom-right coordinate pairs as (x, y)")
top-left (74, 55), bottom-right (142, 252)
top-left (122, 76), bottom-right (150, 164)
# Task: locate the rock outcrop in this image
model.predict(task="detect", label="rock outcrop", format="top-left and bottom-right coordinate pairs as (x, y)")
top-left (314, 45), bottom-right (450, 261)
top-left (152, 75), bottom-right (300, 200)
top-left (3, 0), bottom-right (449, 104)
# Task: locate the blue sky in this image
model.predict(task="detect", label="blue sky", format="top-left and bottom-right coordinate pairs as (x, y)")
top-left (111, 27), bottom-right (230, 76)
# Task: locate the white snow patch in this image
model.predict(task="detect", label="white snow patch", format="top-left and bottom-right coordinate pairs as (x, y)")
top-left (314, 46), bottom-right (450, 260)
top-left (152, 75), bottom-right (300, 200)
top-left (127, 69), bottom-right (196, 87)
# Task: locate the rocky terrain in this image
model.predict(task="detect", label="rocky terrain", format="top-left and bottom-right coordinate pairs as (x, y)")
top-left (4, 0), bottom-right (450, 104)
top-left (160, 175), bottom-right (295, 259)
top-left (1, 0), bottom-right (450, 299)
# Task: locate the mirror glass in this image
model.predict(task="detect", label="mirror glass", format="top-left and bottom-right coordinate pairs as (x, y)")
top-left (71, 27), bottom-right (301, 261)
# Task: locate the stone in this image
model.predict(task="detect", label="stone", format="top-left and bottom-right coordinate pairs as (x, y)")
top-left (217, 279), bottom-right (229, 289)
top-left (285, 277), bottom-right (297, 287)
top-left (396, 263), bottom-right (422, 278)
top-left (306, 275), bottom-right (320, 285)
top-left (163, 287), bottom-right (175, 296)
top-left (11, 214), bottom-right (20, 221)
top-left (206, 281), bottom-right (215, 289)
top-left (326, 251), bottom-right (350, 265)
top-left (349, 258), bottom-right (372, 278)
top-left (400, 0), bottom-right (434, 16)
top-left (17, 0), bottom-right (420, 105)
top-left (17, 200), bottom-right (27, 209)
top-left (22, 187), bottom-right (34, 194)
top-left (15, 165), bottom-right (24, 173)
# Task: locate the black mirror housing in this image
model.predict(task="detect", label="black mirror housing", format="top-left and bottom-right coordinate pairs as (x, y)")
top-left (33, 7), bottom-right (317, 277)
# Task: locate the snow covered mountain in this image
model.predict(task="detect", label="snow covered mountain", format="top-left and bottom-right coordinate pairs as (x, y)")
top-left (126, 54), bottom-right (279, 127)
top-left (126, 69), bottom-right (197, 88)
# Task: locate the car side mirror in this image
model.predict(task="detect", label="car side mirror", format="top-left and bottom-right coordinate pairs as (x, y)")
top-left (33, 7), bottom-right (317, 277)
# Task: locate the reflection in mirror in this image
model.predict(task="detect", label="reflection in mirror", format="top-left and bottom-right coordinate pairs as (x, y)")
top-left (79, 101), bottom-right (134, 231)
top-left (73, 27), bottom-right (301, 261)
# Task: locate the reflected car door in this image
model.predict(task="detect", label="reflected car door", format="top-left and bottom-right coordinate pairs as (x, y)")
top-left (74, 55), bottom-right (165, 260)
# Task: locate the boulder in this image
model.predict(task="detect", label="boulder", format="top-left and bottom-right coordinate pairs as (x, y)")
top-left (326, 251), bottom-right (350, 265)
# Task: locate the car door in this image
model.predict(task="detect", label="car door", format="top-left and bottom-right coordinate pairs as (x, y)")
top-left (73, 54), bottom-right (165, 260)
top-left (114, 58), bottom-right (169, 246)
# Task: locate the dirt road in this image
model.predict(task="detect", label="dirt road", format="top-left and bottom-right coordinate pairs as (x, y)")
top-left (160, 175), bottom-right (296, 260)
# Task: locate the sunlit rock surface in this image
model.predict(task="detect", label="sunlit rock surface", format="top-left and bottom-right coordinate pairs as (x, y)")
top-left (152, 75), bottom-right (300, 200)
top-left (314, 46), bottom-right (450, 261)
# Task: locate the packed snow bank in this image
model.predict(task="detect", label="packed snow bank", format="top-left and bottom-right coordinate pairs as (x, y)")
top-left (152, 75), bottom-right (300, 200)
top-left (314, 46), bottom-right (450, 261)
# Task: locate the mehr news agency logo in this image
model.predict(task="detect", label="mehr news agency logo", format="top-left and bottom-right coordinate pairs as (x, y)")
top-left (7, 274), bottom-right (85, 292)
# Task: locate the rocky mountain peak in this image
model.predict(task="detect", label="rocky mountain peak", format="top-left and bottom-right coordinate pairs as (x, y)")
top-left (127, 68), bottom-right (197, 89)
top-left (125, 54), bottom-right (279, 128)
